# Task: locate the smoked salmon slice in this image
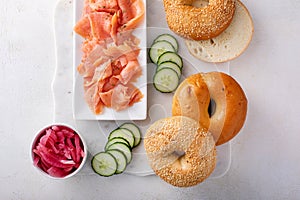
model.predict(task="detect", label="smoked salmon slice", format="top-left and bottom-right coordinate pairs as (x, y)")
top-left (117, 0), bottom-right (134, 24)
top-left (91, 59), bottom-right (113, 84)
top-left (99, 89), bottom-right (113, 107)
top-left (83, 0), bottom-right (92, 15)
top-left (120, 0), bottom-right (145, 31)
top-left (110, 12), bottom-right (119, 43)
top-left (116, 60), bottom-right (141, 85)
top-left (89, 0), bottom-right (118, 12)
top-left (88, 12), bottom-right (112, 41)
top-left (84, 83), bottom-right (103, 114)
top-left (74, 0), bottom-right (145, 114)
top-left (110, 83), bottom-right (143, 111)
top-left (73, 16), bottom-right (91, 39)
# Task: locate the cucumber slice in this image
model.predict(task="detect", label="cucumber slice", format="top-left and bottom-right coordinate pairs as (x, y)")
top-left (157, 61), bottom-right (181, 78)
top-left (91, 152), bottom-right (117, 177)
top-left (106, 142), bottom-right (132, 164)
top-left (157, 51), bottom-right (183, 68)
top-left (154, 34), bottom-right (179, 52)
top-left (153, 68), bottom-right (180, 93)
top-left (105, 137), bottom-right (130, 151)
top-left (119, 123), bottom-right (141, 147)
top-left (106, 149), bottom-right (127, 174)
top-left (108, 128), bottom-right (135, 148)
top-left (149, 41), bottom-right (175, 64)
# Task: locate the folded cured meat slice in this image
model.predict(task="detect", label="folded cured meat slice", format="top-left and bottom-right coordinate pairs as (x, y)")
top-left (83, 0), bottom-right (92, 15)
top-left (91, 59), bottom-right (113, 85)
top-left (73, 15), bottom-right (91, 39)
top-left (115, 60), bottom-right (141, 85)
top-left (112, 84), bottom-right (142, 111)
top-left (100, 83), bottom-right (143, 111)
top-left (99, 89), bottom-right (113, 107)
top-left (78, 42), bottom-right (108, 77)
top-left (119, 0), bottom-right (145, 31)
top-left (84, 83), bottom-right (104, 114)
top-left (88, 12), bottom-right (112, 41)
top-left (111, 13), bottom-right (119, 43)
top-left (118, 0), bottom-right (135, 24)
top-left (89, 0), bottom-right (119, 12)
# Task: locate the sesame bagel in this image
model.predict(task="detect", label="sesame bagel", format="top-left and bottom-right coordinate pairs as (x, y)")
top-left (163, 0), bottom-right (236, 40)
top-left (172, 72), bottom-right (247, 146)
top-left (185, 0), bottom-right (254, 62)
top-left (144, 116), bottom-right (216, 187)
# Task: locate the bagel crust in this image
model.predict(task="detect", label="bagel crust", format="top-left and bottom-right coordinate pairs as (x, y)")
top-left (144, 116), bottom-right (216, 187)
top-left (172, 72), bottom-right (247, 145)
top-left (163, 0), bottom-right (236, 40)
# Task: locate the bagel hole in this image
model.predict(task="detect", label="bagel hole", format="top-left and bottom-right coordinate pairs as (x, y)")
top-left (208, 98), bottom-right (216, 117)
top-left (192, 0), bottom-right (209, 8)
top-left (172, 150), bottom-right (185, 158)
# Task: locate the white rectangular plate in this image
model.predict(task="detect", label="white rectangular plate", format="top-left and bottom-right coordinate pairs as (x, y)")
top-left (73, 0), bottom-right (147, 120)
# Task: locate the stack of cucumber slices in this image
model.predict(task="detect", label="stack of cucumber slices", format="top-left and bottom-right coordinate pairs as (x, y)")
top-left (91, 123), bottom-right (142, 177)
top-left (149, 34), bottom-right (183, 93)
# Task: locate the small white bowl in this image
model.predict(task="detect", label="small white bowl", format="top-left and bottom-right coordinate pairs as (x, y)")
top-left (30, 123), bottom-right (87, 179)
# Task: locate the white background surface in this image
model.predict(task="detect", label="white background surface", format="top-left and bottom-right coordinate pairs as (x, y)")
top-left (1, 0), bottom-right (300, 199)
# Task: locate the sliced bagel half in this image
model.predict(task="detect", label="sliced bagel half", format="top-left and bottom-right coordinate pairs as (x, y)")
top-left (185, 0), bottom-right (254, 63)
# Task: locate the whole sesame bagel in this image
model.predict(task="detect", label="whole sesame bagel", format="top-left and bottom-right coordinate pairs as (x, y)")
top-left (172, 72), bottom-right (247, 146)
top-left (144, 116), bottom-right (216, 187)
top-left (162, 0), bottom-right (236, 40)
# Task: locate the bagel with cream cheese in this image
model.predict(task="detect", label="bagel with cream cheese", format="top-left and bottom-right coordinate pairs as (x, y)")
top-left (144, 116), bottom-right (216, 187)
top-left (172, 72), bottom-right (247, 145)
top-left (162, 0), bottom-right (236, 40)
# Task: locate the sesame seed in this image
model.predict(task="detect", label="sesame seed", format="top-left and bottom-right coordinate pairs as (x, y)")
top-left (163, 0), bottom-right (236, 40)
